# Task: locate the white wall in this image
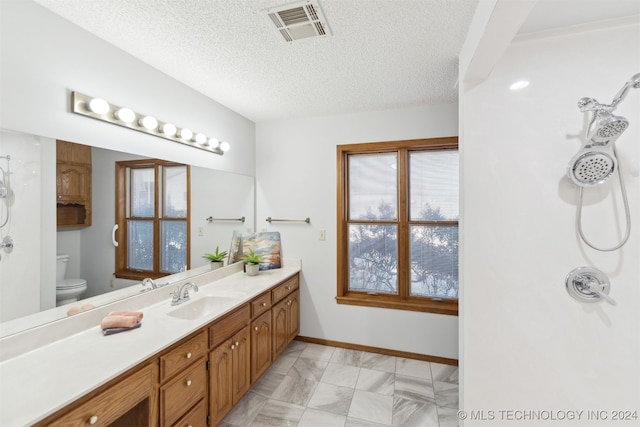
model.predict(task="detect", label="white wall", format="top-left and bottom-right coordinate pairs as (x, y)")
top-left (461, 20), bottom-right (640, 424)
top-left (256, 105), bottom-right (459, 359)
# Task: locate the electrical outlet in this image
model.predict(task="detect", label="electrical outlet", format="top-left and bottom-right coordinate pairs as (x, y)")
top-left (319, 230), bottom-right (326, 241)
top-left (198, 227), bottom-right (204, 236)
top-left (110, 279), bottom-right (115, 289)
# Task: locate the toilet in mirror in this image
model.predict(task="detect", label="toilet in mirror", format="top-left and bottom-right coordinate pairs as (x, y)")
top-left (55, 254), bottom-right (87, 306)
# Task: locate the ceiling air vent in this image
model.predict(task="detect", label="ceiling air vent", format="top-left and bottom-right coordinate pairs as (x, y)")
top-left (265, 0), bottom-right (332, 42)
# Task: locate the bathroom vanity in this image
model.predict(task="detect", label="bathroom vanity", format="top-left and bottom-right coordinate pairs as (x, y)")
top-left (0, 261), bottom-right (300, 426)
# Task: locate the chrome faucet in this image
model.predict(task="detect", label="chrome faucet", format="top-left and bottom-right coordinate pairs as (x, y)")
top-left (142, 278), bottom-right (158, 289)
top-left (170, 282), bottom-right (199, 306)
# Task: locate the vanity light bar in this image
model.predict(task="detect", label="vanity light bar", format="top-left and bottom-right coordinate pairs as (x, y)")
top-left (71, 91), bottom-right (229, 155)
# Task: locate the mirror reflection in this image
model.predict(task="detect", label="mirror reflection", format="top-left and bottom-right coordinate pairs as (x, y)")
top-left (0, 130), bottom-right (255, 337)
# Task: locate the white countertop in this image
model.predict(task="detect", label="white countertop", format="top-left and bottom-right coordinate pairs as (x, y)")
top-left (0, 261), bottom-right (301, 426)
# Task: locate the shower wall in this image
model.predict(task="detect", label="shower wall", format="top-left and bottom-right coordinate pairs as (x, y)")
top-left (461, 20), bottom-right (639, 424)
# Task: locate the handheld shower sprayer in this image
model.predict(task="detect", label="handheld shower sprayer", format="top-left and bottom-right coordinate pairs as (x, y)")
top-left (568, 72), bottom-right (639, 251)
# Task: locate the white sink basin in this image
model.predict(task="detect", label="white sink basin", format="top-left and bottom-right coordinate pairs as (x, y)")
top-left (167, 296), bottom-right (237, 320)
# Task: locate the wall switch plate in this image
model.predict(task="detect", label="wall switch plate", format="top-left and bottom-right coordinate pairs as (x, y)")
top-left (198, 227), bottom-right (204, 236)
top-left (319, 230), bottom-right (326, 241)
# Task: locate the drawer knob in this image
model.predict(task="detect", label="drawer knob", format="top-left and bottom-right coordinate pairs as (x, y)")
top-left (286, 286), bottom-right (291, 290)
top-left (186, 379), bottom-right (192, 387)
top-left (88, 415), bottom-right (99, 425)
top-left (186, 352), bottom-right (192, 359)
top-left (254, 326), bottom-right (259, 331)
top-left (262, 302), bottom-right (267, 307)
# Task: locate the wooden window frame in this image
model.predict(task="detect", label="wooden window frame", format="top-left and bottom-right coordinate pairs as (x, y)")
top-left (115, 159), bottom-right (191, 280)
top-left (336, 137), bottom-right (458, 316)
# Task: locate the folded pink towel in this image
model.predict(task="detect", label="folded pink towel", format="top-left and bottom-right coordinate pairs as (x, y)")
top-left (108, 311), bottom-right (144, 323)
top-left (101, 314), bottom-right (139, 330)
top-left (67, 304), bottom-right (97, 316)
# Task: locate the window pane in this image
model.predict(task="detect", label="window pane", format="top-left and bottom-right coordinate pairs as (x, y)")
top-left (348, 224), bottom-right (398, 294)
top-left (410, 225), bottom-right (458, 298)
top-left (349, 153), bottom-right (397, 220)
top-left (164, 166), bottom-right (187, 218)
top-left (131, 168), bottom-right (155, 217)
top-left (161, 220), bottom-right (187, 273)
top-left (127, 220), bottom-right (153, 271)
top-left (410, 151), bottom-right (458, 221)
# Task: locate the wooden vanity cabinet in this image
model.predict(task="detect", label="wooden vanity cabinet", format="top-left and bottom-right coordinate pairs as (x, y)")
top-left (272, 275), bottom-right (300, 359)
top-left (158, 331), bottom-right (208, 427)
top-left (56, 140), bottom-right (92, 227)
top-left (208, 305), bottom-right (251, 425)
top-left (35, 363), bottom-right (156, 427)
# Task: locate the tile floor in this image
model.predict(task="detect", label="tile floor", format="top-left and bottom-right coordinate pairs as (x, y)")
top-left (220, 340), bottom-right (459, 427)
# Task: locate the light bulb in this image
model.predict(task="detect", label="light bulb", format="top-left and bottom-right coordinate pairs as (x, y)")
top-left (208, 138), bottom-right (220, 148)
top-left (88, 98), bottom-right (109, 115)
top-left (178, 128), bottom-right (193, 140)
top-left (115, 108), bottom-right (135, 123)
top-left (161, 123), bottom-right (177, 137)
top-left (194, 133), bottom-right (207, 144)
top-left (509, 80), bottom-right (530, 90)
top-left (140, 116), bottom-right (158, 130)
top-left (220, 141), bottom-right (230, 152)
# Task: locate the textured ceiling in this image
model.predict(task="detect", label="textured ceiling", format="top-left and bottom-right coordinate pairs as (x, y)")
top-left (33, 0), bottom-right (478, 122)
top-left (32, 0), bottom-right (640, 123)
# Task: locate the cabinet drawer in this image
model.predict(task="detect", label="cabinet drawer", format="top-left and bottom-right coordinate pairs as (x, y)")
top-left (160, 358), bottom-right (207, 426)
top-left (45, 364), bottom-right (153, 426)
top-left (251, 292), bottom-right (271, 318)
top-left (171, 398), bottom-right (207, 427)
top-left (272, 275), bottom-right (299, 303)
top-left (160, 331), bottom-right (207, 382)
top-left (209, 304), bottom-right (249, 348)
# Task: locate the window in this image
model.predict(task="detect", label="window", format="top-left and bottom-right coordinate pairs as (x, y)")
top-left (115, 159), bottom-right (190, 280)
top-left (337, 137), bottom-right (458, 315)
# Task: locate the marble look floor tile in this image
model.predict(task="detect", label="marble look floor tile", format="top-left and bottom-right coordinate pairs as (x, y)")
top-left (321, 362), bottom-right (361, 388)
top-left (268, 355), bottom-right (298, 375)
top-left (282, 340), bottom-right (308, 358)
top-left (299, 343), bottom-right (336, 362)
top-left (330, 348), bottom-right (363, 367)
top-left (356, 368), bottom-right (394, 396)
top-left (252, 371), bottom-right (286, 398)
top-left (437, 406), bottom-right (460, 427)
top-left (345, 417), bottom-right (388, 427)
top-left (307, 382), bottom-right (355, 416)
top-left (348, 390), bottom-right (394, 426)
top-left (431, 363), bottom-right (459, 384)
top-left (360, 352), bottom-right (396, 373)
top-left (394, 374), bottom-right (436, 403)
top-left (434, 380), bottom-right (459, 408)
top-left (396, 358), bottom-right (432, 380)
top-left (222, 392), bottom-right (268, 426)
top-left (249, 399), bottom-right (305, 427)
top-left (288, 357), bottom-right (328, 381)
top-left (392, 397), bottom-right (439, 427)
top-left (298, 408), bottom-right (347, 427)
top-left (271, 375), bottom-right (318, 406)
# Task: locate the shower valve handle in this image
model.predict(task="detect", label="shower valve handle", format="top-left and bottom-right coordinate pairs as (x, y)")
top-left (585, 280), bottom-right (616, 306)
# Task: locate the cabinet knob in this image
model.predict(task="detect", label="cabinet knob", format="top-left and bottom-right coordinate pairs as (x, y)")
top-left (88, 415), bottom-right (99, 425)
top-left (286, 286), bottom-right (291, 290)
top-left (231, 344), bottom-right (236, 350)
top-left (287, 300), bottom-right (292, 306)
top-left (262, 302), bottom-right (267, 307)
top-left (186, 352), bottom-right (192, 359)
top-left (254, 326), bottom-right (259, 331)
top-left (186, 379), bottom-right (192, 387)
top-left (235, 341), bottom-right (240, 346)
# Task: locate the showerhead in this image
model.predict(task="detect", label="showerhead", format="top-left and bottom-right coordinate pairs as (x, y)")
top-left (567, 147), bottom-right (617, 187)
top-left (588, 111), bottom-right (629, 144)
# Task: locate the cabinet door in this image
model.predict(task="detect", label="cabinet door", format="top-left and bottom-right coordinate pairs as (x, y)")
top-left (57, 163), bottom-right (89, 203)
top-left (232, 326), bottom-right (250, 404)
top-left (251, 311), bottom-right (272, 383)
top-left (209, 340), bottom-right (233, 425)
top-left (272, 298), bottom-right (288, 359)
top-left (287, 290), bottom-right (300, 342)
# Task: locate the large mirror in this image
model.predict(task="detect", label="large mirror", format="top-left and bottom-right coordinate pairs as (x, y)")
top-left (0, 130), bottom-right (255, 338)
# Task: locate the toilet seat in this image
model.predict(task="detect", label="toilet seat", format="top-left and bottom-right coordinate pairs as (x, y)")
top-left (56, 278), bottom-right (87, 289)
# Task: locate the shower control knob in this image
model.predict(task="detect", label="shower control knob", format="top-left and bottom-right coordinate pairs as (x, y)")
top-left (565, 266), bottom-right (616, 306)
